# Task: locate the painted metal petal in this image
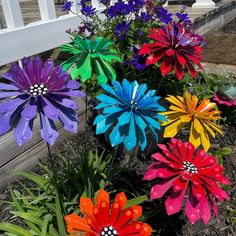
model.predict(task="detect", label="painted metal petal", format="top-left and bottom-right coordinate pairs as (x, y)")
top-left (0, 83), bottom-right (19, 91)
top-left (135, 114), bottom-right (147, 151)
top-left (42, 59), bottom-right (54, 82)
top-left (58, 109), bottom-right (78, 133)
top-left (0, 111), bottom-right (14, 135)
top-left (41, 97), bottom-right (59, 121)
top-left (109, 122), bottom-right (124, 148)
top-left (185, 195), bottom-right (201, 224)
top-left (33, 56), bottom-right (43, 84)
top-left (66, 80), bottom-right (81, 90)
top-left (0, 92), bottom-right (22, 99)
top-left (40, 113), bottom-right (58, 145)
top-left (14, 117), bottom-right (33, 146)
top-left (0, 97), bottom-right (27, 113)
top-left (51, 90), bottom-right (85, 97)
top-left (165, 184), bottom-right (187, 215)
top-left (124, 113), bottom-right (137, 151)
top-left (150, 177), bottom-right (177, 199)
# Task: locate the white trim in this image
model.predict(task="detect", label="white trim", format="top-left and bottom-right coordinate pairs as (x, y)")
top-left (38, 0), bottom-right (57, 21)
top-left (1, 0), bottom-right (24, 28)
top-left (0, 15), bottom-right (81, 66)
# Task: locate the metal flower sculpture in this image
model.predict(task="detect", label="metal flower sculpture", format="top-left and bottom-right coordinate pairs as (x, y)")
top-left (144, 138), bottom-right (230, 224)
top-left (0, 56), bottom-right (84, 146)
top-left (61, 36), bottom-right (122, 84)
top-left (93, 79), bottom-right (167, 151)
top-left (65, 189), bottom-right (152, 235)
top-left (162, 91), bottom-right (223, 151)
top-left (139, 23), bottom-right (203, 80)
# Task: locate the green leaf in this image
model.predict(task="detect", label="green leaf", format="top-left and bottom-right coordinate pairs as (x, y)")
top-left (219, 147), bottom-right (232, 155)
top-left (15, 171), bottom-right (49, 192)
top-left (0, 223), bottom-right (34, 236)
top-left (125, 195), bottom-right (149, 209)
top-left (55, 192), bottom-right (66, 236)
top-left (10, 211), bottom-right (43, 226)
top-left (41, 214), bottom-right (51, 236)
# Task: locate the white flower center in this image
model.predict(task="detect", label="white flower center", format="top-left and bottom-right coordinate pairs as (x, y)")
top-left (183, 161), bottom-right (198, 174)
top-left (100, 226), bottom-right (118, 236)
top-left (29, 84), bottom-right (48, 96)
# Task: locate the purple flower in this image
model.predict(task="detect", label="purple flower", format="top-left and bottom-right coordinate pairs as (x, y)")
top-left (114, 21), bottom-right (130, 40)
top-left (61, 1), bottom-right (73, 11)
top-left (127, 46), bottom-right (147, 70)
top-left (156, 7), bottom-right (172, 24)
top-left (107, 2), bottom-right (133, 18)
top-left (176, 12), bottom-right (192, 24)
top-left (0, 56), bottom-right (84, 146)
top-left (139, 12), bottom-right (152, 22)
top-left (81, 6), bottom-right (96, 16)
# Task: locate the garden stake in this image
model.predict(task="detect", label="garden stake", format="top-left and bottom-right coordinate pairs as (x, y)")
top-left (46, 143), bottom-right (65, 215)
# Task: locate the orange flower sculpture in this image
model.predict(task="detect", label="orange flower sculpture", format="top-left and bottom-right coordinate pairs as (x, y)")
top-left (162, 91), bottom-right (223, 151)
top-left (65, 189), bottom-right (152, 236)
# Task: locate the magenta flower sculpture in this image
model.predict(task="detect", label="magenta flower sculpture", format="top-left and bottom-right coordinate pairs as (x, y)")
top-left (0, 56), bottom-right (84, 146)
top-left (213, 94), bottom-right (236, 107)
top-left (144, 138), bottom-right (230, 225)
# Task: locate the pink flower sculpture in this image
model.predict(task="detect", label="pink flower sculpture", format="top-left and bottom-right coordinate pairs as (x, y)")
top-left (144, 138), bottom-right (230, 224)
top-left (213, 94), bottom-right (236, 107)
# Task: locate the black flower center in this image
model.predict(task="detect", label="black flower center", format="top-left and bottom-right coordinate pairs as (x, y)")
top-left (29, 84), bottom-right (48, 96)
top-left (100, 225), bottom-right (118, 236)
top-left (183, 161), bottom-right (198, 174)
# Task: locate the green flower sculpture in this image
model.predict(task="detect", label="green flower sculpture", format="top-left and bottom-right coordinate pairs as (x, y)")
top-left (61, 36), bottom-right (122, 84)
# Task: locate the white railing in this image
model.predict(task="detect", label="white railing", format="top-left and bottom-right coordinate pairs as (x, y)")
top-left (163, 0), bottom-right (216, 8)
top-left (0, 0), bottom-right (105, 67)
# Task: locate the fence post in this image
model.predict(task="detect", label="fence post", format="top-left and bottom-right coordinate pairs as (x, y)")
top-left (192, 0), bottom-right (215, 8)
top-left (1, 0), bottom-right (24, 28)
top-left (38, 0), bottom-right (57, 21)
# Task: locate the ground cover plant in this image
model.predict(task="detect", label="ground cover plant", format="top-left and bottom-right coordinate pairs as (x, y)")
top-left (0, 0), bottom-right (236, 235)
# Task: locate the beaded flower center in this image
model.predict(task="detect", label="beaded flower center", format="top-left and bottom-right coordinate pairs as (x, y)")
top-left (183, 161), bottom-right (198, 174)
top-left (29, 84), bottom-right (48, 96)
top-left (100, 226), bottom-right (118, 236)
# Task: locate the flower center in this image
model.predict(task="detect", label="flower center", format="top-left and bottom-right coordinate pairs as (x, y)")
top-left (29, 84), bottom-right (48, 96)
top-left (183, 161), bottom-right (198, 174)
top-left (100, 226), bottom-right (118, 236)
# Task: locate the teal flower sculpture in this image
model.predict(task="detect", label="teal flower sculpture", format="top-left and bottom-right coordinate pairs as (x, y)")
top-left (93, 79), bottom-right (167, 151)
top-left (61, 36), bottom-right (122, 84)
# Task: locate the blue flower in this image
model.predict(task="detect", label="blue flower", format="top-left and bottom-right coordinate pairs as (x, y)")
top-left (114, 21), bottom-right (130, 40)
top-left (81, 6), bottom-right (96, 16)
top-left (61, 1), bottom-right (73, 11)
top-left (156, 7), bottom-right (172, 24)
top-left (127, 46), bottom-right (147, 70)
top-left (107, 1), bottom-right (133, 18)
top-left (176, 12), bottom-right (192, 24)
top-left (93, 79), bottom-right (167, 151)
top-left (139, 12), bottom-right (152, 22)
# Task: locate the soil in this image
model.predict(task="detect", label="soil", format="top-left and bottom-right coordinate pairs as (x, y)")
top-left (202, 17), bottom-right (236, 65)
top-left (0, 123), bottom-right (236, 236)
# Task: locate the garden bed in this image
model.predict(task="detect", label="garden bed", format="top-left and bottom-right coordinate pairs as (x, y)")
top-left (203, 17), bottom-right (236, 65)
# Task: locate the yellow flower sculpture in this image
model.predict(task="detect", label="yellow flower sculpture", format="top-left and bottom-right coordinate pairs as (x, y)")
top-left (162, 92), bottom-right (223, 151)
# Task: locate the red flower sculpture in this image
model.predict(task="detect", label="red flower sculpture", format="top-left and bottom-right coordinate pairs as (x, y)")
top-left (65, 189), bottom-right (152, 235)
top-left (139, 24), bottom-right (203, 80)
top-left (144, 138), bottom-right (230, 224)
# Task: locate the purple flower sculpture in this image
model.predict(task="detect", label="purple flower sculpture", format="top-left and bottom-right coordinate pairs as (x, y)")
top-left (0, 56), bottom-right (84, 146)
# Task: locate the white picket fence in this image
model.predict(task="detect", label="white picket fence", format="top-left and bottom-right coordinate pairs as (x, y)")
top-left (0, 0), bottom-right (217, 67)
top-left (0, 0), bottom-right (105, 67)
